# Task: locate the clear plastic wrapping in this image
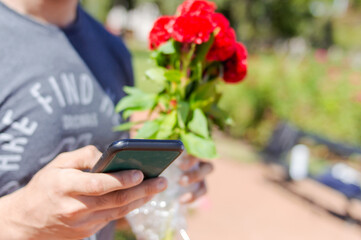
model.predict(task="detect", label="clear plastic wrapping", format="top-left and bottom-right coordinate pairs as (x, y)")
top-left (126, 154), bottom-right (196, 240)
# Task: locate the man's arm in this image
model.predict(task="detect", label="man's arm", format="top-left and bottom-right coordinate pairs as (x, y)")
top-left (0, 146), bottom-right (167, 240)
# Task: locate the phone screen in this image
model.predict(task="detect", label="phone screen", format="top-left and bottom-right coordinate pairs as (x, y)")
top-left (102, 150), bottom-right (181, 178)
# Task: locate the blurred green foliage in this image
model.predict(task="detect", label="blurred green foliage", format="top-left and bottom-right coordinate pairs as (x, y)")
top-left (219, 53), bottom-right (361, 148)
top-left (129, 46), bottom-right (361, 149)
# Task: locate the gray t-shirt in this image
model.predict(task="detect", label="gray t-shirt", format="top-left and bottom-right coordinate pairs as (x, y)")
top-left (0, 3), bottom-right (127, 239)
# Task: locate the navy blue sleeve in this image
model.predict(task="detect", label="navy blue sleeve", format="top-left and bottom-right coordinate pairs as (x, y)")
top-left (62, 6), bottom-right (134, 104)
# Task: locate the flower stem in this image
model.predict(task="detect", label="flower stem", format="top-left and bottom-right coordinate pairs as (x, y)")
top-left (182, 43), bottom-right (196, 79)
top-left (180, 43), bottom-right (196, 99)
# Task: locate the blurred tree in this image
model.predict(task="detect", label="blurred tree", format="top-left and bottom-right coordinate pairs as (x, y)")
top-left (268, 0), bottom-right (312, 38)
top-left (82, 0), bottom-right (361, 50)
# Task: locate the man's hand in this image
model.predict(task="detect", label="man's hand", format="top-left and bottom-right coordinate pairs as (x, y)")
top-left (178, 154), bottom-right (214, 204)
top-left (0, 146), bottom-right (167, 240)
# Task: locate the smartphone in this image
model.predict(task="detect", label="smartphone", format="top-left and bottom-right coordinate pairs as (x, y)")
top-left (91, 139), bottom-right (184, 179)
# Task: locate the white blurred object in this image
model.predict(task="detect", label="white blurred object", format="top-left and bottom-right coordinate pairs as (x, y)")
top-left (288, 37), bottom-right (308, 60)
top-left (349, 51), bottom-right (361, 70)
top-left (127, 3), bottom-right (160, 42)
top-left (328, 46), bottom-right (344, 63)
top-left (331, 163), bottom-right (361, 185)
top-left (179, 229), bottom-right (191, 240)
top-left (332, 0), bottom-right (349, 17)
top-left (310, 1), bottom-right (328, 17)
top-left (273, 38), bottom-right (308, 61)
top-left (106, 5), bottom-right (128, 35)
top-left (310, 0), bottom-right (349, 18)
top-left (289, 144), bottom-right (310, 181)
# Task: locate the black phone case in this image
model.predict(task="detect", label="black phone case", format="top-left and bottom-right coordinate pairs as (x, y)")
top-left (91, 139), bottom-right (184, 178)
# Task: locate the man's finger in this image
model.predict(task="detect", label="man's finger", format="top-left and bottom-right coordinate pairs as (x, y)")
top-left (180, 181), bottom-right (207, 204)
top-left (80, 177), bottom-right (167, 210)
top-left (179, 161), bottom-right (213, 186)
top-left (89, 196), bottom-right (154, 224)
top-left (62, 170), bottom-right (144, 196)
top-left (49, 145), bottom-right (102, 170)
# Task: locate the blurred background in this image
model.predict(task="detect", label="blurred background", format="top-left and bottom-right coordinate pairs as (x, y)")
top-left (82, 0), bottom-right (361, 239)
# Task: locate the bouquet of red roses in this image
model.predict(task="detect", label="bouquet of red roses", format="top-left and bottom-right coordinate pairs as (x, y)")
top-left (117, 1), bottom-right (248, 239)
top-left (116, 0), bottom-right (248, 160)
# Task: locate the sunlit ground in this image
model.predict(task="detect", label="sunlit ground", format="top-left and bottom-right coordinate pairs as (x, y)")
top-left (188, 132), bottom-right (361, 239)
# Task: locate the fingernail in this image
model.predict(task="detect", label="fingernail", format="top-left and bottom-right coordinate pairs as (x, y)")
top-left (157, 178), bottom-right (167, 190)
top-left (179, 176), bottom-right (189, 185)
top-left (132, 171), bottom-right (142, 182)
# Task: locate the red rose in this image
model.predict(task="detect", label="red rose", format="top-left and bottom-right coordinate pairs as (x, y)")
top-left (207, 28), bottom-right (236, 61)
top-left (149, 16), bottom-right (175, 50)
top-left (223, 42), bottom-right (248, 83)
top-left (206, 13), bottom-right (236, 61)
top-left (172, 14), bottom-right (215, 44)
top-left (211, 12), bottom-right (230, 29)
top-left (177, 0), bottom-right (217, 16)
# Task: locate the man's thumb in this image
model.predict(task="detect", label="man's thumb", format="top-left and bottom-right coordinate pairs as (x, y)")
top-left (48, 145), bottom-right (102, 170)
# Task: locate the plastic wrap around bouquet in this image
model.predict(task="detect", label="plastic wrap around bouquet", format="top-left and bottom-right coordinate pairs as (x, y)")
top-left (115, 0), bottom-right (248, 239)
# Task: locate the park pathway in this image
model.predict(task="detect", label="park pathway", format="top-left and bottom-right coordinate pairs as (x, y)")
top-left (187, 153), bottom-right (361, 239)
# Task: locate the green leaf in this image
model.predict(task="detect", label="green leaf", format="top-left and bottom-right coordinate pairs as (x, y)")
top-left (181, 133), bottom-right (218, 159)
top-left (158, 40), bottom-right (176, 54)
top-left (113, 121), bottom-right (139, 132)
top-left (191, 98), bottom-right (214, 112)
top-left (115, 90), bottom-right (157, 114)
top-left (208, 104), bottom-right (234, 130)
top-left (191, 81), bottom-right (217, 102)
top-left (122, 109), bottom-right (136, 119)
top-left (157, 94), bottom-right (170, 108)
top-left (164, 69), bottom-right (182, 83)
top-left (145, 67), bottom-right (166, 84)
top-left (190, 81), bottom-right (217, 110)
top-left (136, 121), bottom-right (160, 139)
top-left (177, 101), bottom-right (190, 129)
top-left (188, 108), bottom-right (209, 138)
top-left (123, 86), bottom-right (143, 95)
top-left (156, 111), bottom-right (177, 139)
